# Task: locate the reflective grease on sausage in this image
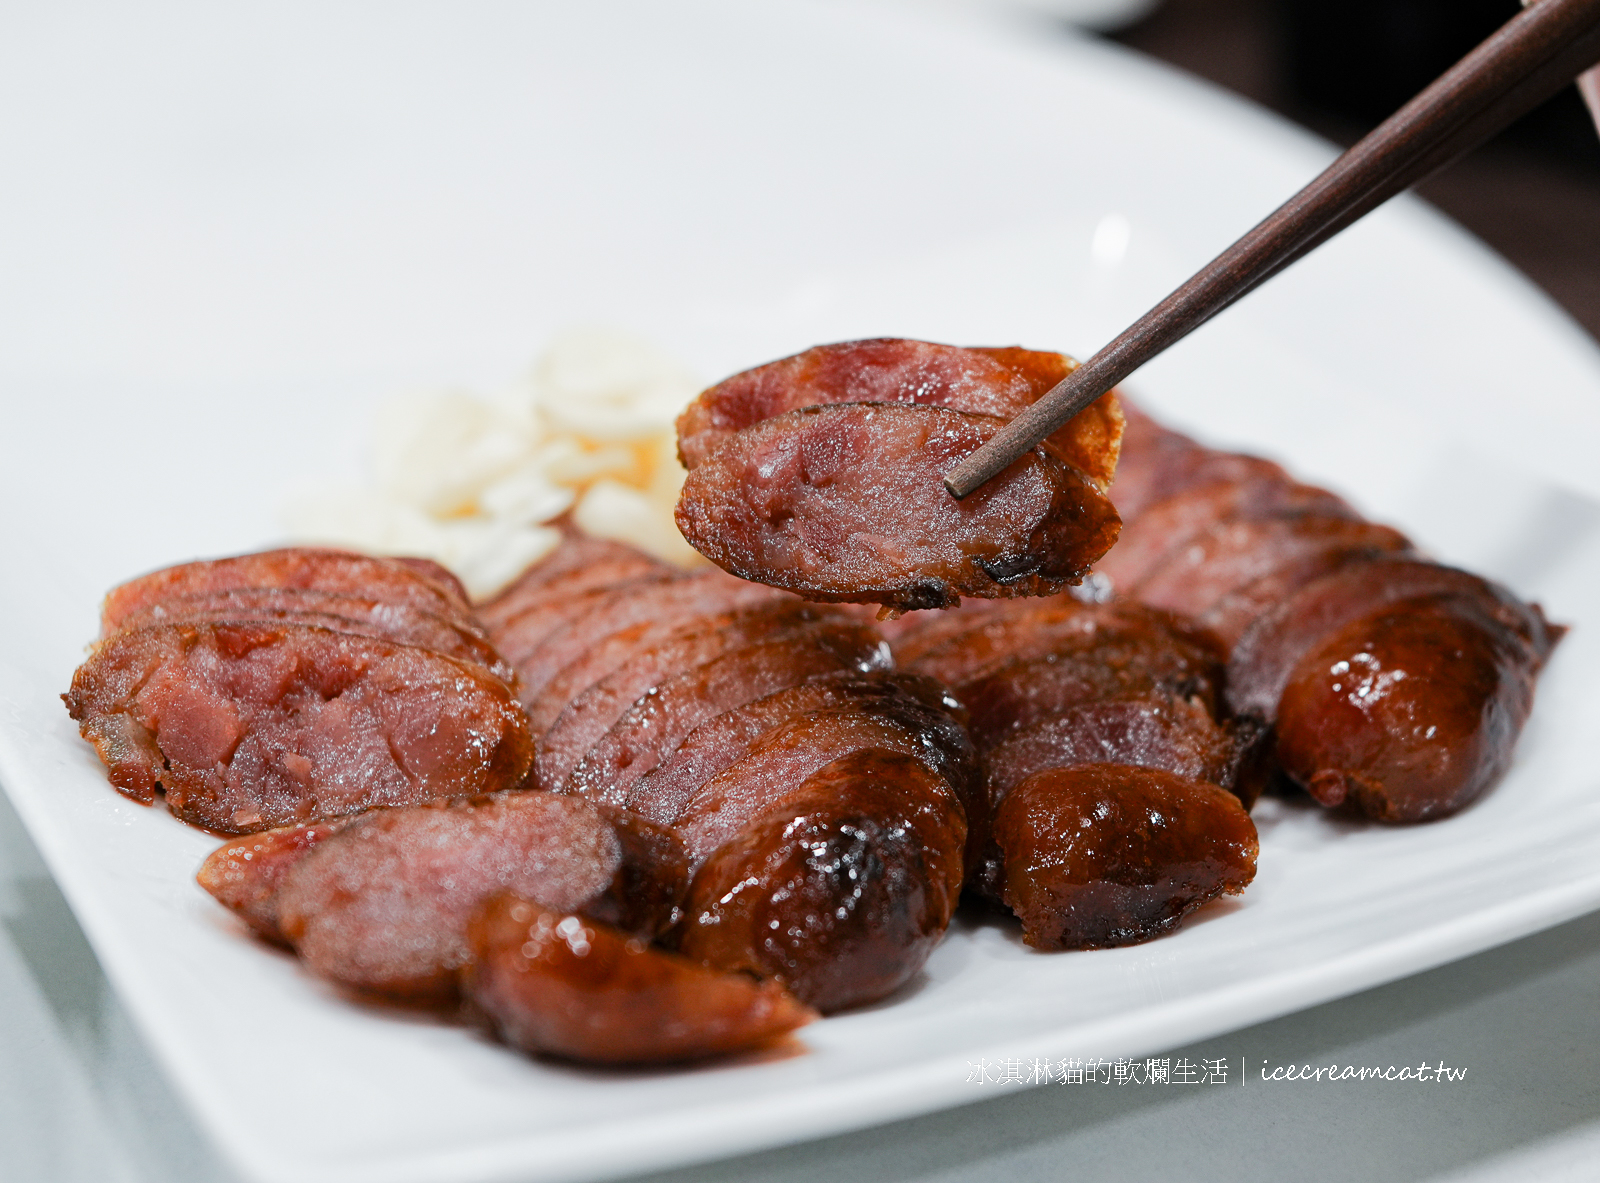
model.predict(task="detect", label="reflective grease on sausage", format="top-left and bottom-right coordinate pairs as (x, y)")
top-left (992, 764), bottom-right (1257, 951)
top-left (677, 749), bottom-right (966, 1012)
top-left (1275, 596), bottom-right (1540, 822)
top-left (465, 895), bottom-right (815, 1065)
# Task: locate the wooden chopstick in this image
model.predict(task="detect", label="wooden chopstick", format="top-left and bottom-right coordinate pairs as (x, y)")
top-left (945, 0), bottom-right (1600, 500)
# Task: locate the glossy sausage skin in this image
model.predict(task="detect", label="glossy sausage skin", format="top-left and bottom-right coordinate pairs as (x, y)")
top-left (1274, 595), bottom-right (1541, 822)
top-left (491, 535), bottom-right (976, 1013)
top-left (675, 338), bottom-right (1123, 490)
top-left (993, 764), bottom-right (1258, 950)
top-left (664, 694), bottom-right (978, 868)
top-left (500, 570), bottom-right (785, 707)
top-left (891, 594), bottom-right (1264, 910)
top-left (465, 896), bottom-right (815, 1065)
top-left (1110, 403), bottom-right (1563, 823)
top-left (563, 637), bottom-right (890, 806)
top-left (1228, 561), bottom-right (1560, 822)
top-left (676, 403), bottom-right (1120, 612)
top-left (677, 748), bottom-right (966, 1012)
top-left (534, 609), bottom-right (884, 792)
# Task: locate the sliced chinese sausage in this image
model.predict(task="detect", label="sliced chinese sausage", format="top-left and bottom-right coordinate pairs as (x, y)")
top-left (902, 600), bottom-right (1223, 709)
top-left (611, 673), bottom-right (960, 830)
top-left (603, 806), bottom-right (695, 936)
top-left (1225, 556), bottom-right (1558, 721)
top-left (1109, 404), bottom-right (1562, 825)
top-left (196, 819), bottom-right (351, 944)
top-left (507, 570), bottom-right (787, 706)
top-left (678, 748), bottom-right (966, 1012)
top-left (265, 793), bottom-right (685, 1005)
top-left (566, 639), bottom-right (890, 807)
top-left (101, 548), bottom-right (474, 635)
top-left (638, 672), bottom-right (984, 882)
top-left (955, 649), bottom-right (1263, 896)
top-left (535, 611), bottom-right (885, 792)
top-left (1129, 514), bottom-right (1413, 623)
top-left (676, 338), bottom-right (1123, 490)
top-left (115, 586), bottom-right (516, 688)
top-left (887, 589), bottom-right (1262, 907)
top-left (526, 599), bottom-right (852, 741)
top-left (390, 556), bottom-right (472, 603)
top-left (465, 895), bottom-right (815, 1065)
top-left (1095, 461), bottom-right (1354, 592)
top-left (992, 764), bottom-right (1257, 951)
top-left (983, 699), bottom-right (1263, 805)
top-left (959, 651), bottom-right (1207, 749)
top-left (896, 602), bottom-right (1118, 686)
top-left (486, 569), bottom-right (679, 683)
top-left (676, 403), bottom-right (1121, 612)
top-left (664, 694), bottom-right (979, 866)
top-left (63, 622), bottom-right (533, 833)
top-left (477, 535), bottom-right (672, 633)
top-left (1197, 535), bottom-right (1416, 650)
top-left (873, 597), bottom-right (1010, 665)
top-left (1274, 594), bottom-right (1545, 822)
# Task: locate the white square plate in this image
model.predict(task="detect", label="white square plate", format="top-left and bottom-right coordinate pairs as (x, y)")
top-left (3, 4), bottom-right (1600, 1182)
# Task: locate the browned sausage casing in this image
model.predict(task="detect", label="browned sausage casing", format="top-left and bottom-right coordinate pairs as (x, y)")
top-left (993, 764), bottom-right (1258, 950)
top-left (891, 595), bottom-right (1264, 912)
top-left (1108, 403), bottom-right (1563, 823)
top-left (1275, 595), bottom-right (1542, 822)
top-left (465, 895), bottom-right (815, 1065)
top-left (483, 535), bottom-right (977, 1013)
top-left (677, 748), bottom-right (966, 1012)
top-left (101, 548), bottom-right (474, 635)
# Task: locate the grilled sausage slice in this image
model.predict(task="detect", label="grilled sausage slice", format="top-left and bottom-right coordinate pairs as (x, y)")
top-left (902, 600), bottom-right (1224, 714)
top-left (676, 337), bottom-right (1122, 489)
top-left (678, 748), bottom-right (966, 1012)
top-left (665, 696), bottom-right (978, 867)
top-left (537, 612), bottom-right (885, 792)
top-left (199, 793), bottom-right (686, 1005)
top-left (1274, 594), bottom-right (1547, 822)
top-left (1225, 557), bottom-right (1558, 721)
top-left (102, 548), bottom-right (475, 635)
top-left (501, 571), bottom-right (786, 706)
top-left (992, 764), bottom-right (1257, 950)
top-left (610, 673), bottom-right (961, 834)
top-left (65, 622), bottom-right (533, 833)
top-left (677, 403), bottom-right (1120, 612)
top-left (466, 895), bottom-right (815, 1064)
top-left (1110, 403), bottom-right (1564, 823)
top-left (115, 585), bottom-right (516, 688)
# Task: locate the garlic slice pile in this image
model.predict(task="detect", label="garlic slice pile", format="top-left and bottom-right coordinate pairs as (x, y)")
top-left (283, 328), bottom-right (706, 599)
